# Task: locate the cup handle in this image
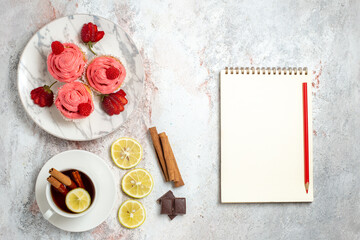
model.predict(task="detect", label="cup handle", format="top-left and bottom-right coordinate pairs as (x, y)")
top-left (43, 209), bottom-right (54, 220)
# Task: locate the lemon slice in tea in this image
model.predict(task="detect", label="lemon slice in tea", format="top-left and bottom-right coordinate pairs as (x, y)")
top-left (65, 188), bottom-right (91, 213)
top-left (111, 138), bottom-right (143, 169)
top-left (121, 168), bottom-right (153, 198)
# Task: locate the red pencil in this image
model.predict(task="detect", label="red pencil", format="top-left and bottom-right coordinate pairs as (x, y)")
top-left (302, 82), bottom-right (309, 194)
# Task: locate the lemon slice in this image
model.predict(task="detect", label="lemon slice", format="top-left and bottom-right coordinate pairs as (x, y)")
top-left (111, 138), bottom-right (143, 169)
top-left (121, 168), bottom-right (154, 198)
top-left (118, 200), bottom-right (146, 229)
top-left (65, 188), bottom-right (91, 213)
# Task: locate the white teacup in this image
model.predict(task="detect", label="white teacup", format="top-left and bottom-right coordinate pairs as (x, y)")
top-left (43, 168), bottom-right (98, 219)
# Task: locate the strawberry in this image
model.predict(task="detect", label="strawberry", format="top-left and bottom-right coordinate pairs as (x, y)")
top-left (51, 41), bottom-right (64, 55)
top-left (78, 103), bottom-right (92, 116)
top-left (101, 89), bottom-right (128, 116)
top-left (30, 82), bottom-right (56, 107)
top-left (81, 22), bottom-right (105, 55)
top-left (117, 89), bottom-right (126, 97)
top-left (106, 66), bottom-right (120, 80)
top-left (116, 93), bottom-right (128, 105)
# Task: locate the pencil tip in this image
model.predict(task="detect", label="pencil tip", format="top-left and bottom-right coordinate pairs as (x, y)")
top-left (305, 182), bottom-right (309, 194)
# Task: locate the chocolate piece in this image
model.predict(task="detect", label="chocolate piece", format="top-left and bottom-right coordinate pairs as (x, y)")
top-left (157, 190), bottom-right (177, 220)
top-left (157, 190), bottom-right (175, 204)
top-left (158, 191), bottom-right (186, 220)
top-left (174, 198), bottom-right (186, 214)
top-left (160, 198), bottom-right (174, 214)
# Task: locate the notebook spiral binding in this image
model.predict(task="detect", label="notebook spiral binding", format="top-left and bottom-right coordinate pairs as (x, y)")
top-left (224, 67), bottom-right (308, 75)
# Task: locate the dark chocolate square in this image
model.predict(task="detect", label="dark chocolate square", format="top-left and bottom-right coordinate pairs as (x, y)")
top-left (157, 190), bottom-right (175, 204)
top-left (160, 198), bottom-right (174, 214)
top-left (157, 190), bottom-right (177, 220)
top-left (174, 198), bottom-right (186, 214)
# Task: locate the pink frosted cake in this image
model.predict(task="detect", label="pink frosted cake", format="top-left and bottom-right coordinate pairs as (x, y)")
top-left (55, 82), bottom-right (94, 120)
top-left (47, 43), bottom-right (87, 83)
top-left (85, 56), bottom-right (126, 94)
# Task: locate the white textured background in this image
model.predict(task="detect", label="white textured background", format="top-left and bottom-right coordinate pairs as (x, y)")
top-left (1, 0), bottom-right (360, 239)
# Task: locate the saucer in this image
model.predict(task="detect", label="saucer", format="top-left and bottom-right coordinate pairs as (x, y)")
top-left (35, 150), bottom-right (116, 232)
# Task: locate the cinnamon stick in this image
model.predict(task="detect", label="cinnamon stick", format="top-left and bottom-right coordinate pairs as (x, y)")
top-left (47, 176), bottom-right (68, 195)
top-left (170, 146), bottom-right (185, 187)
top-left (49, 168), bottom-right (77, 189)
top-left (159, 132), bottom-right (177, 182)
top-left (72, 171), bottom-right (85, 188)
top-left (149, 127), bottom-right (169, 181)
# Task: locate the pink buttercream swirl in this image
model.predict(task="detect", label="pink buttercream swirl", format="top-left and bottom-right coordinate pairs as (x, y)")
top-left (55, 82), bottom-right (94, 119)
top-left (86, 56), bottom-right (126, 94)
top-left (47, 43), bottom-right (86, 83)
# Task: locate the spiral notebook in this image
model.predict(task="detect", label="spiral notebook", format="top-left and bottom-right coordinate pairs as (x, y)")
top-left (220, 67), bottom-right (313, 203)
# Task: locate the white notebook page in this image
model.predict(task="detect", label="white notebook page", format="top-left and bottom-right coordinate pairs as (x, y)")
top-left (220, 70), bottom-right (313, 203)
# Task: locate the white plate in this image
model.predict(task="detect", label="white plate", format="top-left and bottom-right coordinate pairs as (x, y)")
top-left (17, 14), bottom-right (144, 141)
top-left (35, 150), bottom-right (116, 232)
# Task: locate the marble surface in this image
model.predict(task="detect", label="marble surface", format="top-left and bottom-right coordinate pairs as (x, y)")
top-left (1, 0), bottom-right (360, 239)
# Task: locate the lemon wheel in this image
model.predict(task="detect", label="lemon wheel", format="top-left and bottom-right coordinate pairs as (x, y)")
top-left (65, 188), bottom-right (91, 213)
top-left (121, 168), bottom-right (153, 198)
top-left (118, 200), bottom-right (146, 229)
top-left (111, 137), bottom-right (143, 169)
